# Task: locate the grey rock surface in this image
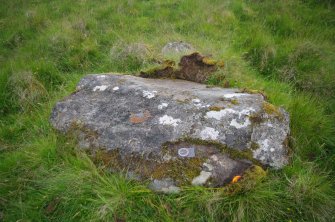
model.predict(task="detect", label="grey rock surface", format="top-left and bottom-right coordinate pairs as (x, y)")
top-left (161, 41), bottom-right (195, 56)
top-left (50, 74), bottom-right (290, 192)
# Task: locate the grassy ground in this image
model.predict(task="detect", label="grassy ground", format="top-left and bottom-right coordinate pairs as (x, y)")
top-left (1, 0), bottom-right (335, 221)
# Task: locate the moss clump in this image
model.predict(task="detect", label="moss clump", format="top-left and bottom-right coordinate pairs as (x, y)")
top-left (140, 52), bottom-right (224, 83)
top-left (175, 137), bottom-right (261, 165)
top-left (201, 57), bottom-right (224, 68)
top-left (89, 147), bottom-right (205, 186)
top-left (67, 121), bottom-right (99, 145)
top-left (217, 60), bottom-right (225, 68)
top-left (239, 165), bottom-right (267, 188)
top-left (250, 141), bottom-right (260, 150)
top-left (249, 113), bottom-right (264, 125)
top-left (230, 99), bottom-right (239, 105)
top-left (139, 64), bottom-right (175, 79)
top-left (209, 105), bottom-right (224, 111)
top-left (241, 88), bottom-right (268, 100)
top-left (151, 158), bottom-right (204, 185)
top-left (262, 101), bottom-right (284, 120)
top-left (162, 59), bottom-right (176, 67)
top-left (93, 149), bottom-right (122, 170)
top-left (225, 165), bottom-right (267, 194)
top-left (202, 57), bottom-right (217, 66)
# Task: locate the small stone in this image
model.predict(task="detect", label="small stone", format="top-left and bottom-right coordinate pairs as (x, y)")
top-left (161, 41), bottom-right (195, 56)
top-left (148, 179), bottom-right (180, 194)
top-left (192, 171), bottom-right (212, 185)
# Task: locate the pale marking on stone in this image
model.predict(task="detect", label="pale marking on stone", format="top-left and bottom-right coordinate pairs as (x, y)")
top-left (230, 118), bottom-right (251, 129)
top-left (159, 115), bottom-right (181, 127)
top-left (260, 139), bottom-right (270, 151)
top-left (192, 99), bottom-right (205, 109)
top-left (266, 122), bottom-right (273, 127)
top-left (161, 186), bottom-right (180, 193)
top-left (192, 171), bottom-right (212, 185)
top-left (210, 155), bottom-right (226, 167)
top-left (252, 139), bottom-right (271, 162)
top-left (97, 75), bottom-right (106, 79)
top-left (223, 93), bottom-right (249, 98)
top-left (205, 108), bottom-right (255, 120)
top-left (238, 108), bottom-right (256, 117)
top-left (270, 148), bottom-right (275, 152)
top-left (211, 155), bottom-right (218, 162)
top-left (203, 163), bottom-right (213, 171)
top-left (113, 86), bottom-right (119, 91)
top-left (205, 108), bottom-right (236, 120)
top-left (93, 85), bottom-right (108, 92)
top-left (163, 154), bottom-right (172, 161)
top-left (200, 127), bottom-right (219, 140)
top-left (158, 103), bottom-right (168, 110)
top-left (143, 90), bottom-right (157, 99)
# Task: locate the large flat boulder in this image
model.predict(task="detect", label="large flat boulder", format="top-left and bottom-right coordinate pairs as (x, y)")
top-left (50, 74), bottom-right (290, 192)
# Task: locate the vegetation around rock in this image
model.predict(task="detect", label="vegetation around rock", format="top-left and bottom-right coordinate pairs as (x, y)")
top-left (0, 1), bottom-right (334, 221)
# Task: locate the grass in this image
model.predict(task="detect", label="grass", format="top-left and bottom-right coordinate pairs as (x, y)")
top-left (0, 0), bottom-right (334, 221)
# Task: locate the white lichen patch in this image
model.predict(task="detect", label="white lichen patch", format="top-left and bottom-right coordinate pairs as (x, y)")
top-left (93, 85), bottom-right (108, 92)
top-left (252, 138), bottom-right (282, 166)
top-left (162, 153), bottom-right (174, 161)
top-left (210, 155), bottom-right (226, 168)
top-left (230, 118), bottom-right (251, 129)
top-left (143, 90), bottom-right (157, 99)
top-left (205, 108), bottom-right (255, 121)
top-left (238, 108), bottom-right (256, 117)
top-left (260, 139), bottom-right (270, 151)
top-left (191, 98), bottom-right (209, 109)
top-left (266, 122), bottom-right (274, 127)
top-left (113, 86), bottom-right (119, 91)
top-left (192, 171), bottom-right (212, 185)
top-left (192, 99), bottom-right (201, 103)
top-left (97, 75), bottom-right (106, 79)
top-left (205, 109), bottom-right (236, 120)
top-left (159, 115), bottom-right (181, 127)
top-left (223, 93), bottom-right (249, 98)
top-left (200, 127), bottom-right (219, 140)
top-left (158, 103), bottom-right (168, 110)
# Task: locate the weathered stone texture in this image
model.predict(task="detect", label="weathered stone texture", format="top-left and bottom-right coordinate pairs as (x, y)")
top-left (50, 74), bottom-right (290, 192)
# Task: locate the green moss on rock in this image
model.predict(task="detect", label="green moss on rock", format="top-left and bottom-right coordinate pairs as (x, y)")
top-left (262, 101), bottom-right (284, 120)
top-left (151, 158), bottom-right (204, 185)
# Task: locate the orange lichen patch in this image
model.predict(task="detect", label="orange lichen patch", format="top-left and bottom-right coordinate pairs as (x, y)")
top-left (231, 175), bottom-right (242, 183)
top-left (129, 110), bottom-right (151, 124)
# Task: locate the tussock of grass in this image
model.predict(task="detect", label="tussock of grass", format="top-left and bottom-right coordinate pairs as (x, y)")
top-left (0, 0), bottom-right (334, 221)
